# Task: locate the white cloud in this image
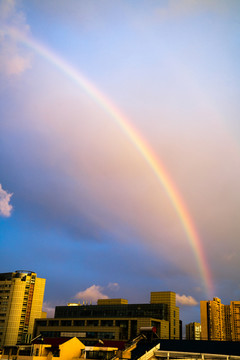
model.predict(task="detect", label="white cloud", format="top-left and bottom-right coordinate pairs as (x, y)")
top-left (42, 302), bottom-right (55, 318)
top-left (0, 0), bottom-right (32, 75)
top-left (75, 285), bottom-right (109, 304)
top-left (107, 282), bottom-right (120, 291)
top-left (176, 293), bottom-right (198, 306)
top-left (0, 184), bottom-right (13, 217)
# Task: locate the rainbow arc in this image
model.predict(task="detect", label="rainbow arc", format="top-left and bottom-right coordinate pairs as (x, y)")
top-left (10, 28), bottom-right (213, 297)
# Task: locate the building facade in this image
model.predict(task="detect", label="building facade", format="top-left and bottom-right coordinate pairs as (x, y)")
top-left (200, 297), bottom-right (240, 341)
top-left (200, 297), bottom-right (226, 341)
top-left (230, 301), bottom-right (240, 341)
top-left (150, 292), bottom-right (179, 339)
top-left (185, 322), bottom-right (201, 340)
top-left (34, 292), bottom-right (179, 344)
top-left (0, 271), bottom-right (46, 347)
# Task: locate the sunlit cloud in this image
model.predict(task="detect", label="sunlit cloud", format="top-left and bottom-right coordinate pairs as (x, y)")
top-left (75, 285), bottom-right (109, 304)
top-left (0, 0), bottom-right (32, 75)
top-left (42, 302), bottom-right (55, 318)
top-left (176, 294), bottom-right (198, 306)
top-left (0, 184), bottom-right (13, 217)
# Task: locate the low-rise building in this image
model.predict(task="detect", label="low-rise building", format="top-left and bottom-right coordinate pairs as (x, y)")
top-left (1, 336), bottom-right (117, 360)
top-left (34, 292), bottom-right (179, 343)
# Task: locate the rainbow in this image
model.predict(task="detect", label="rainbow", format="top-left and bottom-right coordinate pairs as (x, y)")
top-left (8, 27), bottom-right (213, 297)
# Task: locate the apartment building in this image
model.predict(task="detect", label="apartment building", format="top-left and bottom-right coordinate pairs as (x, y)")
top-left (230, 301), bottom-right (240, 341)
top-left (185, 322), bottom-right (201, 340)
top-left (0, 271), bottom-right (46, 347)
top-left (200, 297), bottom-right (240, 341)
top-left (200, 297), bottom-right (228, 341)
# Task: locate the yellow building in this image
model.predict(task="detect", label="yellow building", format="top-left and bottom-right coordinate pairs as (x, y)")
top-left (200, 297), bottom-right (225, 341)
top-left (1, 337), bottom-right (87, 360)
top-left (186, 322), bottom-right (201, 340)
top-left (0, 271), bottom-right (45, 347)
top-left (200, 297), bottom-right (240, 341)
top-left (1, 337), bottom-right (120, 360)
top-left (34, 292), bottom-right (178, 343)
top-left (150, 292), bottom-right (179, 339)
top-left (230, 301), bottom-right (240, 341)
top-left (97, 299), bottom-right (128, 305)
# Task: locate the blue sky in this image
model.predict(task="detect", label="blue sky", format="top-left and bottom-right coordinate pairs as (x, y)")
top-left (1, 0), bottom-right (240, 328)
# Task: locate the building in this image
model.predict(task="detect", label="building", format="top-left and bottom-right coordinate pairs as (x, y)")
top-left (185, 322), bottom-right (201, 340)
top-left (150, 292), bottom-right (179, 339)
top-left (230, 301), bottom-right (240, 341)
top-left (1, 336), bottom-right (117, 360)
top-left (34, 291), bottom-right (179, 344)
top-left (223, 305), bottom-right (231, 341)
top-left (179, 320), bottom-right (182, 340)
top-left (200, 297), bottom-right (225, 341)
top-left (200, 297), bottom-right (240, 341)
top-left (0, 271), bottom-right (46, 347)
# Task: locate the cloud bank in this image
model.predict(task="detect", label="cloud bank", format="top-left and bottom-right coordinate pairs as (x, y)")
top-left (0, 184), bottom-right (13, 217)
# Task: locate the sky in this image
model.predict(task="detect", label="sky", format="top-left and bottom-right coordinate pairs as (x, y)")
top-left (0, 0), bottom-right (240, 329)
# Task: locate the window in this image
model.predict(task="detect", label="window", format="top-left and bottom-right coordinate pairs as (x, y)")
top-left (87, 320), bottom-right (99, 326)
top-left (100, 332), bottom-right (115, 339)
top-left (37, 320), bottom-right (47, 326)
top-left (41, 331), bottom-right (60, 338)
top-left (116, 320), bottom-right (128, 328)
top-left (86, 332), bottom-right (97, 338)
top-left (100, 320), bottom-right (113, 327)
top-left (73, 320), bottom-right (85, 326)
top-left (49, 320), bottom-right (59, 326)
top-left (61, 320), bottom-right (72, 326)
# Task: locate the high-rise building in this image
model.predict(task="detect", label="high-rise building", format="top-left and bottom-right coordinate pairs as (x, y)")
top-left (223, 304), bottom-right (231, 341)
top-left (186, 322), bottom-right (201, 340)
top-left (200, 297), bottom-right (225, 341)
top-left (0, 271), bottom-right (45, 347)
top-left (200, 297), bottom-right (240, 341)
top-left (230, 301), bottom-right (240, 341)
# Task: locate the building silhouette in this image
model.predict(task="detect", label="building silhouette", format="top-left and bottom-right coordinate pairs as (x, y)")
top-left (0, 271), bottom-right (45, 347)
